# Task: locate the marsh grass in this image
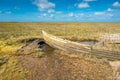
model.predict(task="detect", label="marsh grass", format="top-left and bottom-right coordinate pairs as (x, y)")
top-left (0, 22), bottom-right (120, 80)
top-left (0, 57), bottom-right (28, 80)
top-left (0, 40), bottom-right (23, 55)
top-left (0, 56), bottom-right (9, 66)
top-left (0, 22), bottom-right (120, 41)
top-left (0, 22), bottom-right (120, 56)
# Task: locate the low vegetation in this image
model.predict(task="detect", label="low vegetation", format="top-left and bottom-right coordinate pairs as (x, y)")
top-left (0, 57), bottom-right (28, 80)
top-left (0, 22), bottom-right (120, 41)
top-left (0, 22), bottom-right (120, 80)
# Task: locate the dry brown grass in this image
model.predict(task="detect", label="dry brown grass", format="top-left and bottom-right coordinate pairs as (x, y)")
top-left (0, 22), bottom-right (120, 41)
top-left (0, 22), bottom-right (120, 80)
top-left (0, 56), bottom-right (28, 80)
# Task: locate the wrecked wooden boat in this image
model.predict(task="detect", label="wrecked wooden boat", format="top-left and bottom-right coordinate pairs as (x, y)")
top-left (42, 31), bottom-right (91, 53)
top-left (42, 31), bottom-right (120, 60)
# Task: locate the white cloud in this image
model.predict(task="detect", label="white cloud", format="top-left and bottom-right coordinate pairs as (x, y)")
top-left (113, 1), bottom-right (120, 7)
top-left (76, 0), bottom-right (96, 8)
top-left (48, 9), bottom-right (55, 13)
top-left (94, 12), bottom-right (105, 16)
top-left (107, 8), bottom-right (113, 12)
top-left (39, 13), bottom-right (54, 18)
top-left (78, 2), bottom-right (89, 8)
top-left (67, 13), bottom-right (85, 18)
top-left (33, 0), bottom-right (55, 11)
top-left (94, 12), bottom-right (113, 17)
top-left (68, 13), bottom-right (74, 17)
top-left (38, 13), bottom-right (47, 17)
top-left (42, 13), bottom-right (47, 17)
top-left (75, 13), bottom-right (84, 18)
top-left (83, 0), bottom-right (96, 2)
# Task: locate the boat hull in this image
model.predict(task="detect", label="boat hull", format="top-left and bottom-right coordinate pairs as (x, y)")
top-left (42, 31), bottom-right (120, 60)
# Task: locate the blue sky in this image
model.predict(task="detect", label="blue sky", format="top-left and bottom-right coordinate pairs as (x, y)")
top-left (0, 0), bottom-right (120, 22)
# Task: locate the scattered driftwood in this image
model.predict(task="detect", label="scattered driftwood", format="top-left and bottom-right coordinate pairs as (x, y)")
top-left (17, 39), bottom-right (45, 53)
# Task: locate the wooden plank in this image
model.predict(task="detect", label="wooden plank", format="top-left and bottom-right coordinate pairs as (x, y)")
top-left (100, 33), bottom-right (120, 43)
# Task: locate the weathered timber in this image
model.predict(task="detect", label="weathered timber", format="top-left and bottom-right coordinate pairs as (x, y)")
top-left (42, 31), bottom-right (120, 60)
